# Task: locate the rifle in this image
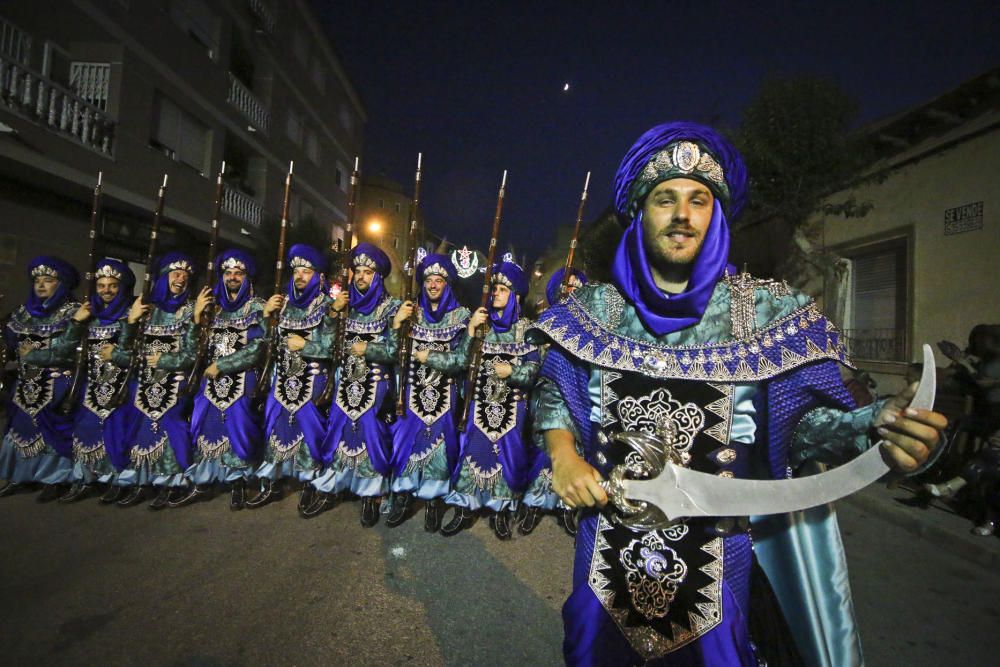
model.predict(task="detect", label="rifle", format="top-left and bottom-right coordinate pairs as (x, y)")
top-left (0, 294), bottom-right (10, 394)
top-left (182, 161), bottom-right (226, 397)
top-left (395, 152), bottom-right (423, 416)
top-left (457, 170), bottom-right (507, 432)
top-left (251, 161), bottom-right (295, 412)
top-left (313, 156), bottom-right (359, 411)
top-left (109, 174), bottom-right (169, 409)
top-left (558, 171), bottom-right (591, 300)
top-left (57, 172), bottom-right (104, 415)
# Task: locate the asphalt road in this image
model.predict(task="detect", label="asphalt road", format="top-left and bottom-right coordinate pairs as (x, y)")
top-left (1, 489), bottom-right (998, 666)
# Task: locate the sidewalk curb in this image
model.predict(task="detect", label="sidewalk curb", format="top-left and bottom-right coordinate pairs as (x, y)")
top-left (839, 490), bottom-right (1000, 569)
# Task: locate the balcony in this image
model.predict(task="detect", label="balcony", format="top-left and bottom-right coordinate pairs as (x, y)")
top-left (227, 72), bottom-right (269, 135)
top-left (844, 328), bottom-right (907, 362)
top-left (223, 185), bottom-right (262, 228)
top-left (0, 53), bottom-right (116, 156)
top-left (248, 0), bottom-right (276, 36)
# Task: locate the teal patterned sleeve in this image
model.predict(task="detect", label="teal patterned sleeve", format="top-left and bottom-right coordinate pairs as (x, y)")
top-left (365, 326), bottom-right (398, 364)
top-left (301, 320), bottom-right (334, 360)
top-left (215, 337), bottom-right (264, 375)
top-left (110, 322), bottom-right (136, 368)
top-left (155, 321), bottom-right (196, 372)
top-left (425, 334), bottom-right (472, 375)
top-left (532, 378), bottom-right (582, 450)
top-left (508, 358), bottom-right (539, 388)
top-left (24, 321), bottom-right (82, 367)
top-left (789, 399), bottom-right (888, 467)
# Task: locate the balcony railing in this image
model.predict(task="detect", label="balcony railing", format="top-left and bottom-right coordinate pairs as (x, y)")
top-left (70, 62), bottom-right (111, 111)
top-left (0, 53), bottom-right (116, 155)
top-left (227, 72), bottom-right (269, 135)
top-left (0, 16), bottom-right (31, 66)
top-left (223, 185), bottom-right (262, 228)
top-left (844, 328), bottom-right (907, 362)
top-left (248, 0), bottom-right (276, 35)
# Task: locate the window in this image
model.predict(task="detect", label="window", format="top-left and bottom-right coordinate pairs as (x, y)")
top-left (339, 104), bottom-right (352, 132)
top-left (151, 92), bottom-right (211, 173)
top-left (844, 238), bottom-right (908, 361)
top-left (168, 0), bottom-right (219, 60)
top-left (393, 236), bottom-right (399, 249)
top-left (305, 130), bottom-right (321, 165)
top-left (394, 202), bottom-right (401, 213)
top-left (378, 199), bottom-right (384, 209)
top-left (292, 30), bottom-right (308, 66)
top-left (335, 165), bottom-right (344, 190)
top-left (70, 62), bottom-right (111, 111)
top-left (310, 58), bottom-right (325, 94)
top-left (285, 107), bottom-right (303, 146)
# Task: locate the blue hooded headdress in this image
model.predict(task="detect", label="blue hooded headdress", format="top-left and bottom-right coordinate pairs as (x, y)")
top-left (610, 121), bottom-right (748, 336)
top-left (490, 261), bottom-right (528, 334)
top-left (26, 256), bottom-right (79, 317)
top-left (417, 253), bottom-right (460, 323)
top-left (350, 242), bottom-right (390, 316)
top-left (285, 243), bottom-right (325, 309)
top-left (90, 258), bottom-right (136, 325)
top-left (213, 248), bottom-right (257, 312)
top-left (150, 252), bottom-right (195, 313)
top-left (546, 267), bottom-right (588, 307)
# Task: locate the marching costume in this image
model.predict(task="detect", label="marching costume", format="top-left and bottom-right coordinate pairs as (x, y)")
top-left (386, 253), bottom-right (470, 530)
top-left (530, 123), bottom-right (879, 666)
top-left (0, 257), bottom-right (80, 496)
top-left (185, 249), bottom-right (265, 508)
top-left (313, 243), bottom-right (401, 526)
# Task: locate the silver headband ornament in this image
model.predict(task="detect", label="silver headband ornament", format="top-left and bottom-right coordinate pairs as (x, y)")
top-left (492, 273), bottom-right (514, 289)
top-left (422, 262), bottom-right (451, 280)
top-left (352, 253), bottom-right (378, 270)
top-left (290, 256), bottom-right (316, 270)
top-left (630, 141), bottom-right (729, 215)
top-left (30, 264), bottom-right (59, 279)
top-left (94, 264), bottom-right (122, 280)
top-left (220, 256), bottom-right (248, 272)
top-left (166, 260), bottom-right (194, 273)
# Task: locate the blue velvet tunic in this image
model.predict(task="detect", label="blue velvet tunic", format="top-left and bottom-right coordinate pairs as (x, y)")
top-left (188, 297), bottom-right (266, 484)
top-left (530, 276), bottom-right (876, 667)
top-left (1, 302), bottom-right (79, 484)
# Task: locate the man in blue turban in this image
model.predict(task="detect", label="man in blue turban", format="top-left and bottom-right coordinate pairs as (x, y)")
top-left (385, 253), bottom-right (469, 530)
top-left (51, 258), bottom-right (136, 503)
top-left (176, 248), bottom-right (266, 509)
top-left (309, 243), bottom-right (401, 526)
top-left (246, 243), bottom-right (335, 509)
top-left (109, 252), bottom-right (197, 509)
top-left (529, 122), bottom-right (948, 666)
top-left (0, 256), bottom-right (80, 500)
top-left (421, 260), bottom-right (540, 539)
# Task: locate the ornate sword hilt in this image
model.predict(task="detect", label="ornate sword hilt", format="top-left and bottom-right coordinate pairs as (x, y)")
top-left (598, 430), bottom-right (683, 531)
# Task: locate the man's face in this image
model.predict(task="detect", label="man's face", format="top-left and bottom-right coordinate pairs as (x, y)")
top-left (293, 266), bottom-right (316, 290)
top-left (353, 266), bottom-right (375, 292)
top-left (566, 274), bottom-right (583, 294)
top-left (223, 268), bottom-right (247, 297)
top-left (33, 275), bottom-right (59, 299)
top-left (168, 269), bottom-right (189, 295)
top-left (641, 178), bottom-right (715, 270)
top-left (95, 277), bottom-right (120, 304)
top-left (423, 275), bottom-right (446, 303)
top-left (491, 283), bottom-right (511, 310)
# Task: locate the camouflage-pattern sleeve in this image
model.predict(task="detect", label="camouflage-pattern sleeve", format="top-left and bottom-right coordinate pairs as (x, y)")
top-left (425, 333), bottom-right (473, 375)
top-left (366, 324), bottom-right (399, 365)
top-left (110, 321), bottom-right (136, 368)
top-left (155, 320), bottom-right (196, 372)
top-left (508, 348), bottom-right (540, 388)
top-left (215, 335), bottom-right (264, 376)
top-left (790, 399), bottom-right (888, 468)
top-left (301, 319), bottom-right (334, 360)
top-left (23, 321), bottom-right (83, 367)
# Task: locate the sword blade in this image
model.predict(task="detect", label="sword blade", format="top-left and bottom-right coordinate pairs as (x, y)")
top-left (622, 344), bottom-right (937, 520)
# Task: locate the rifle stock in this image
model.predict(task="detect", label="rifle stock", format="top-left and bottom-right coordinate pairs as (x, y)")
top-left (457, 170), bottom-right (507, 432)
top-left (559, 172), bottom-right (591, 300)
top-left (58, 172), bottom-right (104, 415)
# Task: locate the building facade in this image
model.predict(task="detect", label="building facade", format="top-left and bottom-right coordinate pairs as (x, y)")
top-left (0, 0), bottom-right (365, 299)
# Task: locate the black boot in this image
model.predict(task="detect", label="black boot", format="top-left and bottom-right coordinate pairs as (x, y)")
top-left (59, 483), bottom-right (92, 503)
top-left (491, 510), bottom-right (513, 540)
top-left (99, 484), bottom-right (123, 504)
top-left (168, 484), bottom-right (212, 508)
top-left (518, 506), bottom-right (544, 535)
top-left (360, 496), bottom-right (380, 527)
top-left (245, 478), bottom-right (281, 509)
top-left (385, 492), bottom-right (412, 528)
top-left (0, 482), bottom-right (24, 498)
top-left (229, 479), bottom-right (245, 511)
top-left (301, 491), bottom-right (337, 518)
top-left (148, 486), bottom-right (171, 510)
top-left (440, 507), bottom-right (475, 536)
top-left (560, 508), bottom-right (578, 537)
top-left (117, 486), bottom-right (146, 507)
top-left (36, 484), bottom-right (63, 503)
top-left (297, 485), bottom-right (316, 515)
top-left (424, 499), bottom-right (443, 533)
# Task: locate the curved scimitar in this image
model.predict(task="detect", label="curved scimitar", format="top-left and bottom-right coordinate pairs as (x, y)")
top-left (617, 344), bottom-right (937, 522)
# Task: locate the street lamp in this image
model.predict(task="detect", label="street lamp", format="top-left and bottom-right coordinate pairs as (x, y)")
top-left (368, 218), bottom-right (383, 246)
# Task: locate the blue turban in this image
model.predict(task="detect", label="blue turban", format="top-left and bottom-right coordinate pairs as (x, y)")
top-left (286, 244), bottom-right (325, 309)
top-left (610, 122), bottom-right (746, 336)
top-left (90, 258), bottom-right (136, 325)
top-left (489, 261), bottom-right (527, 333)
top-left (417, 253), bottom-right (460, 323)
top-left (214, 248), bottom-right (257, 312)
top-left (546, 268), bottom-right (588, 307)
top-left (349, 242), bottom-right (390, 315)
top-left (150, 251), bottom-right (194, 313)
top-left (26, 256), bottom-right (79, 317)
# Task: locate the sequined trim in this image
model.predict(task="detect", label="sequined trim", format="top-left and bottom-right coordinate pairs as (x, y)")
top-left (72, 438), bottom-right (106, 466)
top-left (279, 295), bottom-right (328, 330)
top-left (129, 433), bottom-right (168, 468)
top-left (334, 441), bottom-right (371, 470)
top-left (145, 303), bottom-right (193, 336)
top-left (268, 434), bottom-right (301, 462)
top-left (9, 430), bottom-right (46, 458)
top-left (196, 435), bottom-right (231, 460)
top-left (464, 456), bottom-right (504, 491)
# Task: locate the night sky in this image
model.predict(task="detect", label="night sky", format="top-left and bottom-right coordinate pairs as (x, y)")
top-left (313, 0), bottom-right (999, 258)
